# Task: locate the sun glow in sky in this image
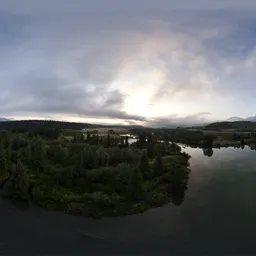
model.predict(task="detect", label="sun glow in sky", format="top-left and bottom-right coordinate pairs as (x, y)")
top-left (1, 0), bottom-right (256, 126)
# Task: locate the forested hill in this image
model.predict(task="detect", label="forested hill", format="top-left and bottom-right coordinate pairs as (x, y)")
top-left (0, 120), bottom-right (93, 131)
top-left (2, 120), bottom-right (256, 132)
top-left (0, 120), bottom-right (143, 131)
top-left (204, 121), bottom-right (256, 130)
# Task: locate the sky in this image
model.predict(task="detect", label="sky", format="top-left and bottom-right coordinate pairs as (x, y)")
top-left (1, 0), bottom-right (256, 126)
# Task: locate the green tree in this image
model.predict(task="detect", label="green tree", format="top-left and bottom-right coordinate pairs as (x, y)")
top-left (139, 150), bottom-right (150, 178)
top-left (146, 142), bottom-right (155, 158)
top-left (73, 132), bottom-right (84, 143)
top-left (107, 134), bottom-right (111, 147)
top-left (5, 146), bottom-right (11, 166)
top-left (131, 152), bottom-right (140, 167)
top-left (128, 167), bottom-right (144, 200)
top-left (23, 144), bottom-right (32, 166)
top-left (154, 154), bottom-right (163, 176)
top-left (76, 150), bottom-right (86, 177)
top-left (87, 131), bottom-right (91, 143)
top-left (32, 138), bottom-right (46, 171)
top-left (137, 133), bottom-right (146, 148)
top-left (47, 144), bottom-right (67, 164)
top-left (72, 134), bottom-right (77, 143)
top-left (0, 143), bottom-right (8, 181)
top-left (10, 160), bottom-right (30, 199)
top-left (96, 149), bottom-right (110, 167)
top-left (125, 136), bottom-right (129, 147)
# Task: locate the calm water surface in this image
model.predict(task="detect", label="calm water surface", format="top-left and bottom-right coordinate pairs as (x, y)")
top-left (1, 146), bottom-right (256, 254)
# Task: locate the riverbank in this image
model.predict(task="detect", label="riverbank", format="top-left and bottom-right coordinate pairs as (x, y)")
top-left (176, 139), bottom-right (256, 149)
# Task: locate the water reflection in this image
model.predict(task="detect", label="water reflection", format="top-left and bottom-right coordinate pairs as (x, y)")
top-left (203, 147), bottom-right (214, 157)
top-left (249, 143), bottom-right (256, 151)
top-left (233, 143), bottom-right (256, 150)
top-left (170, 168), bottom-right (190, 206)
top-left (199, 142), bottom-right (256, 157)
top-left (1, 145), bottom-right (256, 254)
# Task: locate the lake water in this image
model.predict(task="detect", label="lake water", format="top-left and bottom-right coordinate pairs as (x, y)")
top-left (1, 146), bottom-right (256, 254)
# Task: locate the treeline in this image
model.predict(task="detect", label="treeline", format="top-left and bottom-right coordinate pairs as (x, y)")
top-left (0, 120), bottom-right (144, 132)
top-left (72, 132), bottom-right (129, 148)
top-left (0, 129), bottom-right (190, 218)
top-left (204, 121), bottom-right (256, 130)
top-left (133, 127), bottom-right (256, 148)
top-left (132, 128), bottom-right (205, 147)
top-left (0, 120), bottom-right (93, 131)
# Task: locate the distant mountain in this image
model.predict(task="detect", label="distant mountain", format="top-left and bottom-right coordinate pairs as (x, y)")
top-left (245, 115), bottom-right (256, 122)
top-left (0, 120), bottom-right (91, 130)
top-left (227, 116), bottom-right (244, 122)
top-left (0, 117), bottom-right (11, 121)
top-left (0, 119), bottom-right (144, 131)
top-left (205, 121), bottom-right (256, 130)
top-left (226, 116), bottom-right (256, 122)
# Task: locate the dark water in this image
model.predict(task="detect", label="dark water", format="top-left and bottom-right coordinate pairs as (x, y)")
top-left (1, 146), bottom-right (256, 254)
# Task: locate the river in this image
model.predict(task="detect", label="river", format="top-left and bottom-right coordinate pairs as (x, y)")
top-left (1, 146), bottom-right (256, 254)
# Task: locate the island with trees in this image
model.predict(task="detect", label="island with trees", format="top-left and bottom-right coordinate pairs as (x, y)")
top-left (0, 123), bottom-right (190, 218)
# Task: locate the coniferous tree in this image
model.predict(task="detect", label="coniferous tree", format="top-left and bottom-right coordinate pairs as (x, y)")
top-left (147, 142), bottom-right (155, 158)
top-left (72, 134), bottom-right (77, 143)
top-left (107, 134), bottom-right (110, 147)
top-left (10, 160), bottom-right (29, 199)
top-left (0, 142), bottom-right (8, 181)
top-left (32, 138), bottom-right (46, 171)
top-left (154, 153), bottom-right (163, 176)
top-left (87, 131), bottom-right (91, 143)
top-left (24, 144), bottom-right (32, 165)
top-left (5, 146), bottom-right (11, 167)
top-left (139, 150), bottom-right (149, 178)
top-left (138, 133), bottom-right (146, 148)
top-left (125, 136), bottom-right (129, 147)
top-left (128, 167), bottom-right (144, 200)
top-left (77, 150), bottom-right (86, 177)
top-left (130, 152), bottom-right (140, 168)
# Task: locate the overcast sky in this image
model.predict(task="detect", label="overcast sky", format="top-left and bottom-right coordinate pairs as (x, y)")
top-left (1, 0), bottom-right (256, 126)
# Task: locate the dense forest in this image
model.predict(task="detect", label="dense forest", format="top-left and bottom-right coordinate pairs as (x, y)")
top-left (204, 121), bottom-right (256, 130)
top-left (136, 127), bottom-right (256, 148)
top-left (0, 128), bottom-right (190, 218)
top-left (0, 120), bottom-right (144, 132)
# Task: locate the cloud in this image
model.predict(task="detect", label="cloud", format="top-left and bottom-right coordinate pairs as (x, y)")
top-left (0, 0), bottom-right (256, 124)
top-left (147, 112), bottom-right (212, 127)
top-left (0, 72), bottom-right (146, 121)
top-left (1, 0), bottom-right (256, 14)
